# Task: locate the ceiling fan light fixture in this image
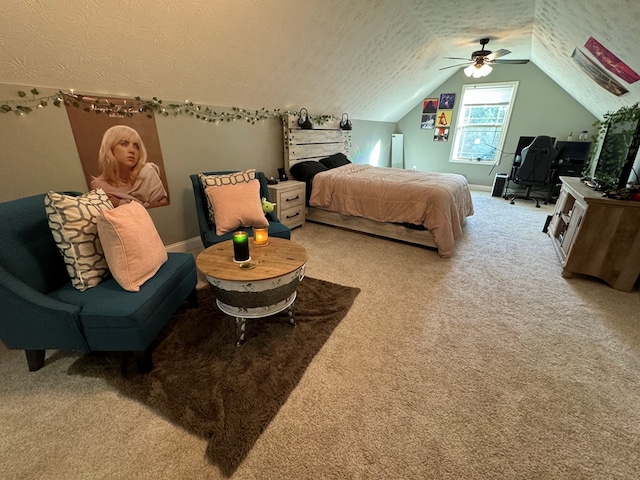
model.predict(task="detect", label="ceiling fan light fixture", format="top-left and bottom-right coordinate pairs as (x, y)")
top-left (446, 38), bottom-right (525, 76)
top-left (465, 62), bottom-right (493, 78)
top-left (464, 64), bottom-right (476, 77)
top-left (479, 63), bottom-right (493, 76)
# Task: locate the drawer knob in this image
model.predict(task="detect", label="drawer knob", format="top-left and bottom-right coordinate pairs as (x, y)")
top-left (286, 212), bottom-right (300, 219)
top-left (286, 195), bottom-right (300, 202)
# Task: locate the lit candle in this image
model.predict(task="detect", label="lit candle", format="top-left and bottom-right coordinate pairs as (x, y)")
top-left (253, 227), bottom-right (268, 246)
top-left (232, 231), bottom-right (250, 263)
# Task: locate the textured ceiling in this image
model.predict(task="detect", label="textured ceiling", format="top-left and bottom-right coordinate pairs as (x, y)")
top-left (0, 0), bottom-right (638, 122)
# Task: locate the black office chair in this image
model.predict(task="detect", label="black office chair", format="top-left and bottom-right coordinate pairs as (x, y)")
top-left (506, 136), bottom-right (558, 207)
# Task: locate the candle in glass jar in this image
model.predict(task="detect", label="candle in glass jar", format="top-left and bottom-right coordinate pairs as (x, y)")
top-left (232, 231), bottom-right (250, 263)
top-left (253, 227), bottom-right (268, 246)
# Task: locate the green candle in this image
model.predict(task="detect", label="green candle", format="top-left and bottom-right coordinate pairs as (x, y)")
top-left (232, 231), bottom-right (250, 262)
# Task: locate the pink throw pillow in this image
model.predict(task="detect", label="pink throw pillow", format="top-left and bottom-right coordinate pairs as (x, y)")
top-left (205, 179), bottom-right (269, 236)
top-left (198, 169), bottom-right (256, 223)
top-left (97, 201), bottom-right (168, 292)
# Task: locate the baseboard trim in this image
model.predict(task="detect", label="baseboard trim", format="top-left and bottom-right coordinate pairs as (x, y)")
top-left (166, 236), bottom-right (203, 254)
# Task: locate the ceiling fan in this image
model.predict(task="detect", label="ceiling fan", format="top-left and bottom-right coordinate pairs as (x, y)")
top-left (440, 38), bottom-right (529, 78)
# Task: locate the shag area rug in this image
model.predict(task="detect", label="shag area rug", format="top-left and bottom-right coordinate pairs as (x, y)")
top-left (69, 277), bottom-right (359, 475)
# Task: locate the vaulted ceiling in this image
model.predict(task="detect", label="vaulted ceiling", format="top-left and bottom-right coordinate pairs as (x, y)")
top-left (1, 0), bottom-right (638, 122)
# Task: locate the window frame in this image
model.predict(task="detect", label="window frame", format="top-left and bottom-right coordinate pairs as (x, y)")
top-left (450, 81), bottom-right (519, 166)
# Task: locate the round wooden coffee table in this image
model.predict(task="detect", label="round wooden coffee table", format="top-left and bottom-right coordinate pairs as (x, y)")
top-left (196, 237), bottom-right (308, 345)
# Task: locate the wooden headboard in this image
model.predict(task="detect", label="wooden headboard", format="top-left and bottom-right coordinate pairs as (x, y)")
top-left (282, 113), bottom-right (350, 174)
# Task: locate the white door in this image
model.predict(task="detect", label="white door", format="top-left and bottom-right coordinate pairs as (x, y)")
top-left (391, 134), bottom-right (404, 169)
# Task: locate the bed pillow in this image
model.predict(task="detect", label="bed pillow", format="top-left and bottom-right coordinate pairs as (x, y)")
top-left (205, 179), bottom-right (269, 236)
top-left (290, 161), bottom-right (328, 183)
top-left (44, 189), bottom-right (113, 291)
top-left (198, 169), bottom-right (256, 224)
top-left (319, 152), bottom-right (351, 169)
top-left (96, 201), bottom-right (168, 292)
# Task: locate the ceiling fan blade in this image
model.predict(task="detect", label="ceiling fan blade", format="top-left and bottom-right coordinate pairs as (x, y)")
top-left (493, 59), bottom-right (529, 64)
top-left (443, 56), bottom-right (472, 61)
top-left (486, 48), bottom-right (511, 61)
top-left (439, 62), bottom-right (471, 70)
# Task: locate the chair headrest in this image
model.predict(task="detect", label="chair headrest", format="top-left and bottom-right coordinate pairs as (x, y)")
top-left (529, 136), bottom-right (554, 147)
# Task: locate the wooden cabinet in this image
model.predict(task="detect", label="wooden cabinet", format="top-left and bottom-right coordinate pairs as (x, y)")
top-left (548, 177), bottom-right (640, 292)
top-left (268, 180), bottom-right (306, 229)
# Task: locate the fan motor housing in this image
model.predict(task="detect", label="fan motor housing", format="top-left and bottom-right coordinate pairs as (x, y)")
top-left (471, 49), bottom-right (491, 60)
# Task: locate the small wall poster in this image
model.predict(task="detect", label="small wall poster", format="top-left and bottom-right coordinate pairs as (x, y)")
top-left (421, 97), bottom-right (438, 129)
top-left (436, 110), bottom-right (452, 127)
top-left (434, 127), bottom-right (449, 142)
top-left (438, 93), bottom-right (455, 109)
top-left (584, 36), bottom-right (639, 84)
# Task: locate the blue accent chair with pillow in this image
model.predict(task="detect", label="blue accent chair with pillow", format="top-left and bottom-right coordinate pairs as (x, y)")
top-left (0, 193), bottom-right (199, 372)
top-left (190, 171), bottom-right (291, 248)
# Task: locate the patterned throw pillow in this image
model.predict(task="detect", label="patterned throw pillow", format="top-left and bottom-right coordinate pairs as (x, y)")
top-left (97, 201), bottom-right (168, 292)
top-left (44, 189), bottom-right (113, 291)
top-left (198, 169), bottom-right (256, 224)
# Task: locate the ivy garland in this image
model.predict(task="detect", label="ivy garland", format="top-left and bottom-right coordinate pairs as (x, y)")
top-left (0, 89), bottom-right (339, 126)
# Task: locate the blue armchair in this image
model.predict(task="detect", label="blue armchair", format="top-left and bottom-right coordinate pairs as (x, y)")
top-left (190, 171), bottom-right (291, 248)
top-left (0, 193), bottom-right (199, 372)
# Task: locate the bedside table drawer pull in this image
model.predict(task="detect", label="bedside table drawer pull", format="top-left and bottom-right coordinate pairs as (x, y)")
top-left (286, 212), bottom-right (300, 219)
top-left (285, 195), bottom-right (300, 202)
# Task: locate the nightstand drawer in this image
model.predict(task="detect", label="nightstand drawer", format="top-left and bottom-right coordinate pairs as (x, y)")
top-left (267, 180), bottom-right (306, 229)
top-left (280, 204), bottom-right (304, 228)
top-left (280, 190), bottom-right (304, 208)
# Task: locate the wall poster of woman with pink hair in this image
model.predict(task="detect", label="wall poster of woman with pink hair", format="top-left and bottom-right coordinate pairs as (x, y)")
top-left (64, 93), bottom-right (170, 208)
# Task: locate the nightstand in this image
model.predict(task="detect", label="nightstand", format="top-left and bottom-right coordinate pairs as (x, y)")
top-left (267, 180), bottom-right (306, 229)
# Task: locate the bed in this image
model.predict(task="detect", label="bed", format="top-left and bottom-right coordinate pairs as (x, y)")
top-left (282, 114), bottom-right (474, 257)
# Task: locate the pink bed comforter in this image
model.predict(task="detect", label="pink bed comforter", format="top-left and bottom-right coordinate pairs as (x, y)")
top-left (309, 164), bottom-right (474, 257)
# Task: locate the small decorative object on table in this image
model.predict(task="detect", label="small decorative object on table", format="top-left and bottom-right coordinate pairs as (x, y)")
top-left (253, 227), bottom-right (268, 246)
top-left (232, 231), bottom-right (250, 263)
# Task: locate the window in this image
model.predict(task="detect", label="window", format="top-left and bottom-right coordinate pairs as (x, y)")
top-left (450, 82), bottom-right (518, 165)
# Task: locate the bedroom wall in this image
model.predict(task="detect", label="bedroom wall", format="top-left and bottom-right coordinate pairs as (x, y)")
top-left (0, 83), bottom-right (395, 247)
top-left (396, 62), bottom-right (599, 187)
top-left (348, 120), bottom-right (398, 167)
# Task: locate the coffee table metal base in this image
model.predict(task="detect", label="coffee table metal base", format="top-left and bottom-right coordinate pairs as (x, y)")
top-left (216, 292), bottom-right (298, 346)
